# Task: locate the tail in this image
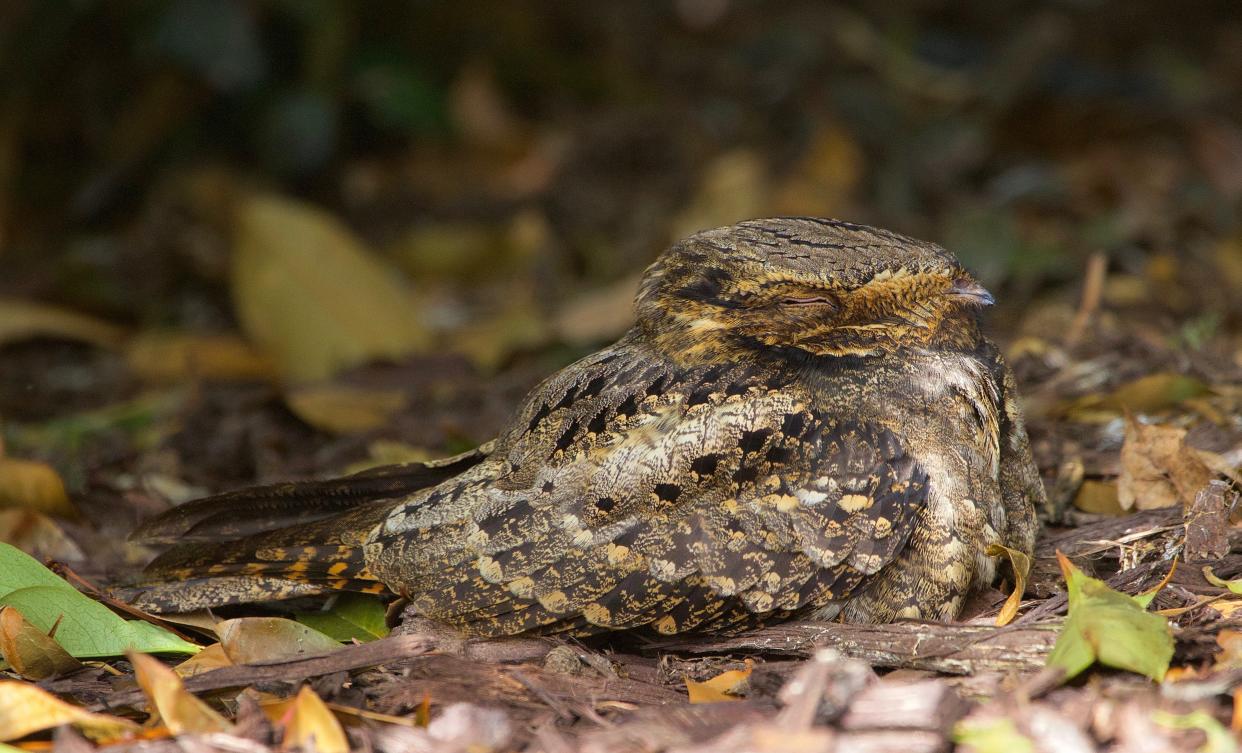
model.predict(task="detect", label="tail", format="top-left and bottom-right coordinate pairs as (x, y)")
top-left (122, 445), bottom-right (489, 613)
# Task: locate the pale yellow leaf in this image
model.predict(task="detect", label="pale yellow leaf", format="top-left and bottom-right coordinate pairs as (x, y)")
top-left (130, 651), bottom-right (231, 735)
top-left (0, 680), bottom-right (138, 742)
top-left (685, 660), bottom-right (753, 704)
top-left (0, 458), bottom-right (75, 518)
top-left (126, 331), bottom-right (276, 384)
top-left (986, 544), bottom-right (1031, 626)
top-left (0, 298), bottom-right (125, 349)
top-left (1072, 480), bottom-right (1123, 515)
top-left (173, 643), bottom-right (232, 678)
top-left (231, 193), bottom-right (429, 382)
top-left (281, 685), bottom-right (349, 753)
top-left (284, 385), bottom-right (407, 434)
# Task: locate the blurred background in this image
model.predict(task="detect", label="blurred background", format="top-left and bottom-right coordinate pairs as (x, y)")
top-left (1, 1), bottom-right (1240, 568)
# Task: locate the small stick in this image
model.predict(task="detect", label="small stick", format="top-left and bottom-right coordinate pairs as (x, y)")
top-left (1064, 251), bottom-right (1107, 348)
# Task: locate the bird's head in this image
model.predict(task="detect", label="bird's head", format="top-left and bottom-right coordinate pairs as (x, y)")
top-left (635, 218), bottom-right (993, 363)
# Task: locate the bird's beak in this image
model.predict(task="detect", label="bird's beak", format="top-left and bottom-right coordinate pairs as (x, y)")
top-left (948, 278), bottom-right (995, 307)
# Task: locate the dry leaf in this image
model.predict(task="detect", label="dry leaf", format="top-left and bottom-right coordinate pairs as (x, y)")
top-left (986, 544), bottom-right (1031, 626)
top-left (0, 457), bottom-right (76, 518)
top-left (126, 331), bottom-right (276, 384)
top-left (1118, 417), bottom-right (1214, 510)
top-left (130, 651), bottom-right (232, 735)
top-left (231, 193), bottom-right (429, 383)
top-left (0, 509), bottom-right (85, 561)
top-left (216, 617), bottom-right (342, 664)
top-left (0, 680), bottom-right (138, 742)
top-left (173, 643), bottom-right (232, 678)
top-left (0, 298), bottom-right (125, 349)
top-left (0, 606), bottom-right (82, 680)
top-left (685, 660), bottom-right (753, 703)
top-left (281, 685), bottom-right (349, 753)
top-left (284, 385), bottom-right (408, 434)
top-left (1072, 480), bottom-right (1123, 515)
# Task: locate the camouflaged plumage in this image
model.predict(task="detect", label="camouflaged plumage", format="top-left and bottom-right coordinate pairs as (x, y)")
top-left (127, 217), bottom-right (1044, 637)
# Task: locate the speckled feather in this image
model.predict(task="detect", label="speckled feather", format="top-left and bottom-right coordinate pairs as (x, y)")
top-left (126, 217), bottom-right (1043, 637)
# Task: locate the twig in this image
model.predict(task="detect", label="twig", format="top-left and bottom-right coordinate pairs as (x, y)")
top-left (1063, 251), bottom-right (1107, 348)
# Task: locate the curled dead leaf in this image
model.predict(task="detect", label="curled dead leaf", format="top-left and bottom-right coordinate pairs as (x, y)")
top-left (685, 660), bottom-right (753, 703)
top-left (0, 606), bottom-right (82, 680)
top-left (1118, 417), bottom-right (1214, 510)
top-left (985, 544), bottom-right (1031, 626)
top-left (130, 651), bottom-right (232, 735)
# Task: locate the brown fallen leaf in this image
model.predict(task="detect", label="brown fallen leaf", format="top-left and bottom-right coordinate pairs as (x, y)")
top-left (216, 617), bottom-right (342, 664)
top-left (0, 457), bottom-right (76, 518)
top-left (130, 650), bottom-right (232, 735)
top-left (126, 331), bottom-right (277, 384)
top-left (1118, 417), bottom-right (1214, 510)
top-left (0, 509), bottom-right (85, 561)
top-left (0, 680), bottom-right (138, 742)
top-left (0, 606), bottom-right (82, 680)
top-left (685, 660), bottom-right (753, 704)
top-left (281, 685), bottom-right (349, 753)
top-left (231, 193), bottom-right (429, 383)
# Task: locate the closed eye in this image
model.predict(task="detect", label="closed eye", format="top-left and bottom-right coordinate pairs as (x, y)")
top-left (782, 296), bottom-right (837, 309)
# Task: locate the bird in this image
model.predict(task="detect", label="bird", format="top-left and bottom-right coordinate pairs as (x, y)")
top-left (126, 217), bottom-right (1043, 638)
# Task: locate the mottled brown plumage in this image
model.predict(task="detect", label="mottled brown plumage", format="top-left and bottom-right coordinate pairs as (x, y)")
top-left (126, 217), bottom-right (1043, 637)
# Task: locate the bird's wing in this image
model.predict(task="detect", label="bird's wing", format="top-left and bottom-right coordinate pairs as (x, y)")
top-left (371, 339), bottom-right (930, 637)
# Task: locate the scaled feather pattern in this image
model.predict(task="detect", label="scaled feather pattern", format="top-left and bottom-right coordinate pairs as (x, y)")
top-left (127, 217), bottom-right (1043, 637)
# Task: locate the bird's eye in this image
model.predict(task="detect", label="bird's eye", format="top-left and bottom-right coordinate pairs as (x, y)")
top-left (782, 296), bottom-right (837, 310)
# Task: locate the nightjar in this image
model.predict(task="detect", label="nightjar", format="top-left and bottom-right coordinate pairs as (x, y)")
top-left (128, 218), bottom-right (1043, 637)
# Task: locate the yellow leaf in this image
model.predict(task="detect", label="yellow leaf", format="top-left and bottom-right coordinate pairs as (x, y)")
top-left (0, 298), bottom-right (125, 349)
top-left (685, 660), bottom-right (753, 704)
top-left (0, 458), bottom-right (75, 518)
top-left (130, 651), bottom-right (232, 735)
top-left (125, 332), bottom-right (276, 384)
top-left (0, 606), bottom-right (82, 680)
top-left (231, 193), bottom-right (429, 382)
top-left (281, 686), bottom-right (349, 753)
top-left (986, 544), bottom-right (1031, 626)
top-left (1072, 480), bottom-right (1123, 515)
top-left (284, 385), bottom-right (408, 434)
top-left (1118, 417), bottom-right (1214, 510)
top-left (0, 680), bottom-right (138, 742)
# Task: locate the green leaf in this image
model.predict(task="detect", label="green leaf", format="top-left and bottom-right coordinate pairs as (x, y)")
top-left (1046, 552), bottom-right (1173, 682)
top-left (0, 544), bottom-right (198, 657)
top-left (1203, 566), bottom-right (1242, 595)
top-left (295, 593), bottom-right (389, 643)
top-left (952, 717), bottom-right (1035, 753)
top-left (0, 588), bottom-right (199, 658)
top-left (0, 543), bottom-right (77, 596)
